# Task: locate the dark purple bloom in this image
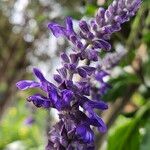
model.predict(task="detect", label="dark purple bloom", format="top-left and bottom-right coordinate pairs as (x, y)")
top-left (48, 17), bottom-right (74, 38)
top-left (16, 0), bottom-right (141, 149)
top-left (48, 17), bottom-right (84, 49)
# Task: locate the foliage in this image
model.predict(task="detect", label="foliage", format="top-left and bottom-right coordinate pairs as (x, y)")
top-left (107, 102), bottom-right (150, 150)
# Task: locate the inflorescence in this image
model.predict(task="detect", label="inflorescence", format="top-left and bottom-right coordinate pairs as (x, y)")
top-left (16, 0), bottom-right (141, 149)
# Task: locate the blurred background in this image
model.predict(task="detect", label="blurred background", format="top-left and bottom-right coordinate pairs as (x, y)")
top-left (0, 0), bottom-right (150, 150)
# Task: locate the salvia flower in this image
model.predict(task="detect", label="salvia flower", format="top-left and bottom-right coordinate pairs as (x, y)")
top-left (24, 116), bottom-right (35, 125)
top-left (16, 0), bottom-right (141, 149)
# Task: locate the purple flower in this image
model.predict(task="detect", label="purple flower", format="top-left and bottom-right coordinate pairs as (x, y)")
top-left (48, 17), bottom-right (84, 49)
top-left (16, 0), bottom-right (141, 149)
top-left (24, 116), bottom-right (35, 125)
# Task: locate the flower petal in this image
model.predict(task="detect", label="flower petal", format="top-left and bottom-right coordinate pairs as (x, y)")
top-left (57, 67), bottom-right (67, 78)
top-left (48, 23), bottom-right (67, 37)
top-left (61, 89), bottom-right (74, 104)
top-left (95, 70), bottom-right (109, 81)
top-left (16, 80), bottom-right (40, 90)
top-left (84, 100), bottom-right (108, 110)
top-left (93, 114), bottom-right (107, 133)
top-left (33, 68), bottom-right (46, 82)
top-left (27, 94), bottom-right (51, 108)
top-left (24, 116), bottom-right (35, 125)
top-left (53, 74), bottom-right (62, 84)
top-left (76, 82), bottom-right (90, 96)
top-left (93, 39), bottom-right (111, 51)
top-left (47, 83), bottom-right (58, 105)
top-left (77, 67), bottom-right (87, 78)
top-left (82, 66), bottom-right (96, 76)
top-left (60, 53), bottom-right (70, 63)
top-left (87, 49), bottom-right (98, 61)
top-left (79, 20), bottom-right (90, 33)
top-left (76, 124), bottom-right (94, 143)
top-left (65, 17), bottom-right (74, 33)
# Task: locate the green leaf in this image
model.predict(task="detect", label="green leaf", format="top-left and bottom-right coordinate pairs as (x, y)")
top-left (103, 72), bottom-right (140, 102)
top-left (107, 102), bottom-right (150, 150)
top-left (140, 119), bottom-right (150, 150)
top-left (85, 4), bottom-right (97, 16)
top-left (107, 117), bottom-right (140, 150)
top-left (143, 31), bottom-right (150, 45)
top-left (120, 50), bottom-right (135, 67)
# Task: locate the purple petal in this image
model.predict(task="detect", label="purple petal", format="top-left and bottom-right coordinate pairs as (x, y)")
top-left (105, 9), bottom-right (112, 20)
top-left (84, 100), bottom-right (108, 110)
top-left (60, 125), bottom-right (68, 147)
top-left (87, 32), bottom-right (94, 39)
top-left (57, 67), bottom-right (67, 78)
top-left (95, 70), bottom-right (109, 81)
top-left (76, 82), bottom-right (90, 96)
top-left (48, 23), bottom-right (67, 37)
top-left (79, 31), bottom-right (87, 39)
top-left (24, 116), bottom-right (35, 125)
top-left (65, 80), bottom-right (74, 89)
top-left (53, 74), bottom-right (62, 84)
top-left (100, 81), bottom-right (111, 95)
top-left (79, 20), bottom-right (90, 33)
top-left (114, 16), bottom-right (123, 23)
top-left (70, 53), bottom-right (79, 64)
top-left (87, 49), bottom-right (98, 61)
top-left (61, 53), bottom-right (70, 63)
top-left (47, 83), bottom-right (58, 105)
top-left (45, 141), bottom-right (54, 150)
top-left (76, 41), bottom-right (84, 49)
top-left (77, 67), bottom-right (87, 78)
top-left (93, 39), bottom-right (111, 51)
top-left (93, 114), bottom-right (107, 133)
top-left (61, 89), bottom-right (74, 104)
top-left (79, 95), bottom-right (108, 110)
top-left (27, 94), bottom-right (51, 108)
top-left (110, 23), bottom-right (121, 32)
top-left (33, 68), bottom-right (46, 82)
top-left (88, 114), bottom-right (107, 133)
top-left (65, 17), bottom-right (74, 33)
top-left (82, 66), bottom-right (96, 76)
top-left (90, 19), bottom-right (98, 31)
top-left (16, 80), bottom-right (40, 90)
top-left (97, 7), bottom-right (105, 17)
top-left (76, 124), bottom-right (94, 142)
top-left (69, 35), bottom-right (78, 44)
top-left (78, 96), bottom-right (107, 132)
top-left (65, 63), bottom-right (76, 71)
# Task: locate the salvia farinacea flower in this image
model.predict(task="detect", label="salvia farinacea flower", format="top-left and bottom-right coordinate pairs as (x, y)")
top-left (16, 0), bottom-right (141, 149)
